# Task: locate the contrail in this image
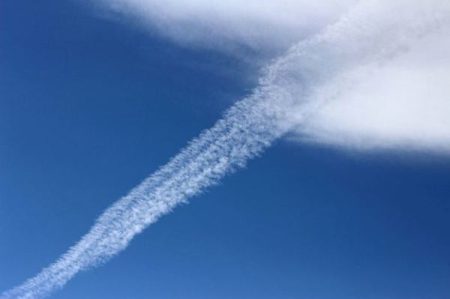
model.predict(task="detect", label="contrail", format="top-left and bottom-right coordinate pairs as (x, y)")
top-left (0, 83), bottom-right (292, 299)
top-left (2, 1), bottom-right (448, 298)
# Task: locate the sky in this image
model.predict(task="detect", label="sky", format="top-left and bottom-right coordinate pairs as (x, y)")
top-left (1, 1), bottom-right (450, 299)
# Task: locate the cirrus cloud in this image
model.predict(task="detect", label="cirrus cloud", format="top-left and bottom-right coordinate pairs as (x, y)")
top-left (95, 0), bottom-right (357, 52)
top-left (96, 0), bottom-right (450, 154)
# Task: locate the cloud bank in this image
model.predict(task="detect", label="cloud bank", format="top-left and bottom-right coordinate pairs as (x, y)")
top-left (2, 1), bottom-right (450, 299)
top-left (96, 0), bottom-right (357, 52)
top-left (97, 0), bottom-right (450, 153)
top-left (292, 2), bottom-right (450, 152)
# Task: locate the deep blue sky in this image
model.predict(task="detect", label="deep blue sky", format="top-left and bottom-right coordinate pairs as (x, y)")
top-left (1, 1), bottom-right (450, 298)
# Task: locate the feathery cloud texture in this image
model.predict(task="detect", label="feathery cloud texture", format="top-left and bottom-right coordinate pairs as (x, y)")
top-left (97, 0), bottom-right (357, 51)
top-left (99, 0), bottom-right (450, 153)
top-left (293, 3), bottom-right (450, 152)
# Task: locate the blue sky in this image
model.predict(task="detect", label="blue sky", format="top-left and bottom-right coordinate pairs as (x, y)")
top-left (1, 1), bottom-right (450, 299)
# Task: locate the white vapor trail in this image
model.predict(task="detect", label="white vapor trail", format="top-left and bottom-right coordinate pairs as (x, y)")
top-left (0, 83), bottom-right (291, 299)
top-left (2, 1), bottom-right (449, 298)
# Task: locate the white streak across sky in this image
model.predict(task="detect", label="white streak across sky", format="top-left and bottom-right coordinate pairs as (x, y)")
top-left (0, 86), bottom-right (288, 299)
top-left (2, 1), bottom-right (449, 298)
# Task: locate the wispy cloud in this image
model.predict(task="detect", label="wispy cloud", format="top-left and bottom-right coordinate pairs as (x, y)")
top-left (289, 1), bottom-right (450, 153)
top-left (95, 0), bottom-right (450, 153)
top-left (2, 1), bottom-right (449, 298)
top-left (94, 0), bottom-right (357, 52)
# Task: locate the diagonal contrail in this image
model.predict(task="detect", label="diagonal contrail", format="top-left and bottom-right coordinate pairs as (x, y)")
top-left (0, 84), bottom-right (292, 299)
top-left (2, 1), bottom-right (448, 298)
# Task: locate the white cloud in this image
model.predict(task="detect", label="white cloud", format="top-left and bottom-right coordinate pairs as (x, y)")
top-left (299, 40), bottom-right (450, 152)
top-left (96, 0), bottom-right (357, 52)
top-left (96, 0), bottom-right (450, 154)
top-left (279, 0), bottom-right (450, 153)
